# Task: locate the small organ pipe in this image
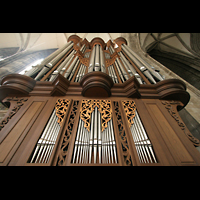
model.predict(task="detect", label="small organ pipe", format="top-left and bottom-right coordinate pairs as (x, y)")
top-left (98, 111), bottom-right (102, 164)
top-left (89, 112), bottom-right (94, 163)
top-left (93, 107), bottom-right (98, 163)
top-left (72, 118), bottom-right (82, 163)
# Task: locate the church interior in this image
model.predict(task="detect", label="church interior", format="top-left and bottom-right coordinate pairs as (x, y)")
top-left (0, 33), bottom-right (200, 166)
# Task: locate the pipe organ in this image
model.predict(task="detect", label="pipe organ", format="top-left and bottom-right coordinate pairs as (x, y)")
top-left (0, 35), bottom-right (200, 166)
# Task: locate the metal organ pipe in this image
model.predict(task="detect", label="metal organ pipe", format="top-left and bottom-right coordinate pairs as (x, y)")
top-left (34, 42), bottom-right (73, 80)
top-left (119, 52), bottom-right (143, 84)
top-left (121, 44), bottom-right (157, 84)
top-left (49, 50), bottom-right (76, 81)
top-left (100, 46), bottom-right (106, 73)
top-left (25, 41), bottom-right (73, 77)
top-left (95, 45), bottom-right (100, 71)
top-left (29, 109), bottom-right (61, 163)
top-left (64, 44), bottom-right (86, 80)
top-left (88, 44), bottom-right (106, 73)
top-left (129, 110), bottom-right (157, 163)
top-left (124, 44), bottom-right (164, 81)
top-left (88, 45), bottom-right (96, 73)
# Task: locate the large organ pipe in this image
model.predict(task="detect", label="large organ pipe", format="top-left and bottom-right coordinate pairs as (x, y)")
top-left (68, 60), bottom-right (80, 81)
top-left (64, 56), bottom-right (79, 79)
top-left (124, 44), bottom-right (164, 81)
top-left (119, 52), bottom-right (143, 84)
top-left (95, 45), bottom-right (100, 71)
top-left (34, 42), bottom-right (73, 80)
top-left (25, 41), bottom-right (73, 77)
top-left (100, 46), bottom-right (106, 73)
top-left (49, 50), bottom-right (76, 81)
top-left (64, 44), bottom-right (86, 80)
top-left (116, 58), bottom-right (129, 80)
top-left (121, 44), bottom-right (157, 84)
top-left (88, 45), bottom-right (96, 73)
top-left (115, 60), bottom-right (125, 82)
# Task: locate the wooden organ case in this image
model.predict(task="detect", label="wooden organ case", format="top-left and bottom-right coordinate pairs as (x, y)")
top-left (0, 35), bottom-right (200, 166)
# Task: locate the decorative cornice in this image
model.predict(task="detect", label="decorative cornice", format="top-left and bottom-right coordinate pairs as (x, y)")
top-left (90, 37), bottom-right (106, 50)
top-left (0, 73), bottom-right (190, 109)
top-left (80, 71), bottom-right (114, 97)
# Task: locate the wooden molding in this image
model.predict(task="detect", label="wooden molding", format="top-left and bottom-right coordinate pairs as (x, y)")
top-left (90, 37), bottom-right (106, 50)
top-left (0, 73), bottom-right (190, 109)
top-left (80, 71), bottom-right (114, 97)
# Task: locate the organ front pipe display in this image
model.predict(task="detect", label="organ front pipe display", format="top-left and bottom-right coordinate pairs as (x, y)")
top-left (2, 35), bottom-right (200, 166)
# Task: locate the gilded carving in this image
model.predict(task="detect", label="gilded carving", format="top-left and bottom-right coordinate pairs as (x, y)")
top-left (55, 99), bottom-right (70, 125)
top-left (161, 100), bottom-right (200, 147)
top-left (80, 99), bottom-right (112, 132)
top-left (56, 100), bottom-right (79, 166)
top-left (122, 100), bottom-right (136, 128)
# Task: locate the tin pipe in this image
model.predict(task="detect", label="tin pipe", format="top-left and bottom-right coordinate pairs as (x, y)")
top-left (110, 65), bottom-right (118, 83)
top-left (93, 107), bottom-right (98, 163)
top-left (88, 45), bottom-right (96, 72)
top-left (35, 111), bottom-right (57, 163)
top-left (95, 45), bottom-right (100, 71)
top-left (116, 58), bottom-right (129, 80)
top-left (68, 60), bottom-right (80, 81)
top-left (108, 121), bottom-right (114, 163)
top-left (100, 46), bottom-right (106, 73)
top-left (109, 119), bottom-right (117, 163)
top-left (115, 61), bottom-right (125, 83)
top-left (38, 113), bottom-right (58, 163)
top-left (34, 43), bottom-right (73, 80)
top-left (123, 44), bottom-right (163, 82)
top-left (89, 112), bottom-right (94, 163)
top-left (72, 118), bottom-right (82, 163)
top-left (64, 56), bottom-right (79, 78)
top-left (121, 44), bottom-right (157, 84)
top-left (98, 110), bottom-right (102, 164)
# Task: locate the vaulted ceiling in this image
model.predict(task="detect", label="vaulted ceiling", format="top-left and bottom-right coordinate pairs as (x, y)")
top-left (139, 33), bottom-right (200, 58)
top-left (0, 33), bottom-right (123, 61)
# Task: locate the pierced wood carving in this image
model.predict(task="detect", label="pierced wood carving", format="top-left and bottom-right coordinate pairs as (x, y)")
top-left (161, 100), bottom-right (200, 147)
top-left (113, 101), bottom-right (133, 166)
top-left (55, 99), bottom-right (70, 125)
top-left (0, 97), bottom-right (28, 131)
top-left (80, 99), bottom-right (112, 132)
top-left (56, 100), bottom-right (79, 166)
top-left (122, 100), bottom-right (136, 128)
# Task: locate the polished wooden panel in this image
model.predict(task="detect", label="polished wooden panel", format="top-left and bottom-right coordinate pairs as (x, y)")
top-left (148, 103), bottom-right (194, 163)
top-left (0, 101), bottom-right (43, 163)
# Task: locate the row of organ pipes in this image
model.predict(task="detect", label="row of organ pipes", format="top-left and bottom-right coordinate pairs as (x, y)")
top-left (72, 107), bottom-right (117, 164)
top-left (24, 39), bottom-right (164, 85)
